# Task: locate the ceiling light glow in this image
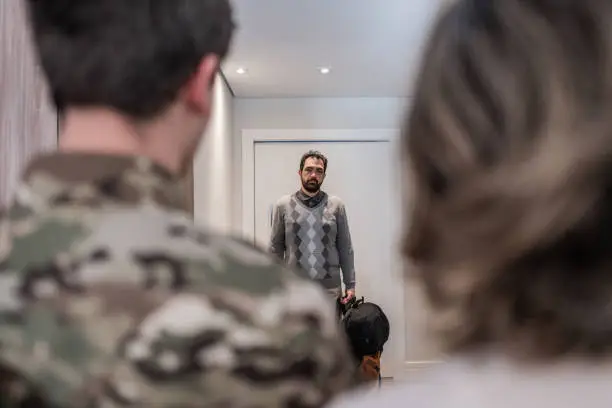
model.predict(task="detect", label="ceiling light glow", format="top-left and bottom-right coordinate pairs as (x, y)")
top-left (236, 67), bottom-right (247, 74)
top-left (319, 67), bottom-right (331, 74)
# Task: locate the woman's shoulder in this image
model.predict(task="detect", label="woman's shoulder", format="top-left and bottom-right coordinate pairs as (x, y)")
top-left (329, 353), bottom-right (612, 408)
top-left (327, 361), bottom-right (455, 408)
top-left (327, 379), bottom-right (441, 408)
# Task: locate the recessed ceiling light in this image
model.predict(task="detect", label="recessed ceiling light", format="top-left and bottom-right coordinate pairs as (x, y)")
top-left (319, 67), bottom-right (331, 74)
top-left (236, 67), bottom-right (247, 74)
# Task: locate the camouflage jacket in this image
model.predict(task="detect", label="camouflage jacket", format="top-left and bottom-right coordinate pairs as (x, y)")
top-left (0, 153), bottom-right (357, 408)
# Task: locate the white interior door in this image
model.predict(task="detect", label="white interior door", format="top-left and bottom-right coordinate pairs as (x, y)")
top-left (252, 140), bottom-right (403, 378)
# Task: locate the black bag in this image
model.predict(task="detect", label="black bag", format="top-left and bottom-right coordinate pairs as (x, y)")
top-left (339, 297), bottom-right (390, 362)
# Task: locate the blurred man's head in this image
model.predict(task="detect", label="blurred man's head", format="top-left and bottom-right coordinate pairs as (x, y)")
top-left (25, 0), bottom-right (235, 175)
top-left (299, 150), bottom-right (327, 194)
top-left (403, 0), bottom-right (612, 358)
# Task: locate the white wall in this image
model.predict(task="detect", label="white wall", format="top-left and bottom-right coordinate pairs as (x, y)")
top-left (232, 96), bottom-right (441, 373)
top-left (234, 97), bottom-right (408, 129)
top-left (193, 75), bottom-right (234, 232)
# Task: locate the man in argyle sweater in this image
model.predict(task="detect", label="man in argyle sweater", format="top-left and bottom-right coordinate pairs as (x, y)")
top-left (270, 150), bottom-right (356, 304)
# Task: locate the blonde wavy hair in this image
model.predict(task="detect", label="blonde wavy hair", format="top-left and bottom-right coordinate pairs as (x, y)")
top-left (404, 0), bottom-right (612, 359)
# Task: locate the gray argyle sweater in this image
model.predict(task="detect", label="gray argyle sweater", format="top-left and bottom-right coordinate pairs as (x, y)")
top-left (269, 191), bottom-right (356, 290)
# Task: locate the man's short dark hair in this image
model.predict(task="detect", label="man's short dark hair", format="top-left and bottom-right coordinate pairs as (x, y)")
top-left (300, 150), bottom-right (328, 173)
top-left (24, 0), bottom-right (235, 119)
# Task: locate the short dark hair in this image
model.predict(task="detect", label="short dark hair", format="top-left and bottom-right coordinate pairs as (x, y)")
top-left (404, 0), bottom-right (612, 359)
top-left (300, 150), bottom-right (328, 173)
top-left (24, 0), bottom-right (235, 119)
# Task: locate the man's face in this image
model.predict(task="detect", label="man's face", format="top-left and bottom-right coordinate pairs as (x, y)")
top-left (300, 157), bottom-right (326, 193)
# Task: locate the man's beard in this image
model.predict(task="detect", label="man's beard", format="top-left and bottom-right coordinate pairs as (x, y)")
top-left (302, 178), bottom-right (321, 193)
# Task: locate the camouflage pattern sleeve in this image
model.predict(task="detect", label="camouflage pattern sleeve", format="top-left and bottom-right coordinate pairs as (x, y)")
top-left (0, 204), bottom-right (358, 408)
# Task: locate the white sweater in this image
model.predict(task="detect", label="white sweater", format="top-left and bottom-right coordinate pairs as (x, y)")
top-left (329, 353), bottom-right (612, 408)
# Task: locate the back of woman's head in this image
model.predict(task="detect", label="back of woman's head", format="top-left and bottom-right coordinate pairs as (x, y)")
top-left (405, 0), bottom-right (612, 359)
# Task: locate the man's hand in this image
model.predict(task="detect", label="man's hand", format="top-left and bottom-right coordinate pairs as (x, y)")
top-left (341, 289), bottom-right (355, 304)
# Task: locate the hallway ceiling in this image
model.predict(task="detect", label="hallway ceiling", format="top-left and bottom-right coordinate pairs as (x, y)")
top-left (222, 0), bottom-right (445, 98)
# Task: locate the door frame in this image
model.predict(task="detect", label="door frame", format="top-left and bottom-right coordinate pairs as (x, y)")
top-left (241, 128), bottom-right (407, 378)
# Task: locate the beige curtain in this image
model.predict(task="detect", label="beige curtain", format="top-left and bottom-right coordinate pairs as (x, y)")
top-left (0, 1), bottom-right (58, 206)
